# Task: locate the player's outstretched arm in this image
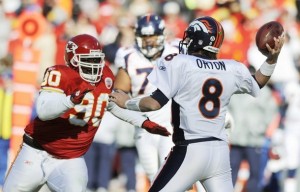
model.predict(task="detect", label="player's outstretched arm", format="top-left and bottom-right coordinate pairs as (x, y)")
top-left (254, 34), bottom-right (285, 87)
top-left (109, 89), bottom-right (162, 112)
top-left (107, 101), bottom-right (170, 136)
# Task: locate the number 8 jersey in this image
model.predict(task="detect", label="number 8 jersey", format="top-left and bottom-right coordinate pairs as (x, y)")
top-left (25, 65), bottom-right (114, 158)
top-left (148, 53), bottom-right (261, 143)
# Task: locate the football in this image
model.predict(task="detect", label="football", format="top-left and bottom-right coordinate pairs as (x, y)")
top-left (255, 21), bottom-right (284, 56)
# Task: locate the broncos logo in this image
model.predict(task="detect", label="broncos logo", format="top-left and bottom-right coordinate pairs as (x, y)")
top-left (66, 41), bottom-right (78, 53)
top-left (189, 20), bottom-right (213, 34)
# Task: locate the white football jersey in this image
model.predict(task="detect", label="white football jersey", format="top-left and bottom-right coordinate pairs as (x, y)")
top-left (115, 43), bottom-right (178, 129)
top-left (148, 53), bottom-right (260, 142)
top-left (284, 82), bottom-right (300, 131)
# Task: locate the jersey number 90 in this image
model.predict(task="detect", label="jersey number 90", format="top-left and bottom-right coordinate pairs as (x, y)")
top-left (41, 70), bottom-right (107, 127)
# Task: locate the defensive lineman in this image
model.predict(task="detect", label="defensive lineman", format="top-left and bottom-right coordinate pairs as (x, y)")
top-left (3, 34), bottom-right (169, 192)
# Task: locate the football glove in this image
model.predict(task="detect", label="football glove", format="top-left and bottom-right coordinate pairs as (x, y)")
top-left (141, 119), bottom-right (171, 137)
top-left (70, 88), bottom-right (93, 105)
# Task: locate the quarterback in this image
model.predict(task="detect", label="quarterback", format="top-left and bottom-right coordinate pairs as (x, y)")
top-left (110, 16), bottom-right (285, 192)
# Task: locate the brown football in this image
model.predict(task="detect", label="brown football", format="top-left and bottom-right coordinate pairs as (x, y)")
top-left (255, 21), bottom-right (284, 56)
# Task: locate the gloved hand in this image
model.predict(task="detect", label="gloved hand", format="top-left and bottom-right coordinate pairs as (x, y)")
top-left (70, 88), bottom-right (93, 104)
top-left (141, 119), bottom-right (171, 137)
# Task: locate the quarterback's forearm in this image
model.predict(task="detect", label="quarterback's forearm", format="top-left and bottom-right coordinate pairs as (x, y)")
top-left (124, 96), bottom-right (162, 112)
top-left (254, 69), bottom-right (271, 88)
top-left (125, 89), bottom-right (167, 112)
top-left (110, 89), bottom-right (167, 112)
top-left (140, 97), bottom-right (162, 111)
top-left (36, 91), bottom-right (75, 120)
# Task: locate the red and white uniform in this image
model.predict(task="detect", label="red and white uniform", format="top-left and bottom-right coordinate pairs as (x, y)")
top-left (25, 65), bottom-right (113, 158)
top-left (115, 43), bottom-right (177, 180)
top-left (147, 53), bottom-right (260, 192)
top-left (3, 65), bottom-right (147, 192)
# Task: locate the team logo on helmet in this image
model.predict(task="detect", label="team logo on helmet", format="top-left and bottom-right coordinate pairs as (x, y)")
top-left (189, 20), bottom-right (213, 34)
top-left (66, 41), bottom-right (78, 53)
top-left (105, 77), bottom-right (113, 89)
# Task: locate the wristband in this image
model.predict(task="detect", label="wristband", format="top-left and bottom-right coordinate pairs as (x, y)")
top-left (125, 98), bottom-right (141, 111)
top-left (259, 61), bottom-right (276, 76)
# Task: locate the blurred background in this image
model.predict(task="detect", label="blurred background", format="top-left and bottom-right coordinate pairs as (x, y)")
top-left (1, 0), bottom-right (300, 192)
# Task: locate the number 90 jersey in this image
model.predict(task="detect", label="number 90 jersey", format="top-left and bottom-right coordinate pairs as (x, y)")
top-left (148, 54), bottom-right (260, 143)
top-left (25, 65), bottom-right (115, 159)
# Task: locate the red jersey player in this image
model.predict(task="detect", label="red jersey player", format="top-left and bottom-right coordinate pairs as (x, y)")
top-left (3, 34), bottom-right (170, 192)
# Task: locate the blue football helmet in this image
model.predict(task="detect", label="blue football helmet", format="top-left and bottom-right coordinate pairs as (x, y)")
top-left (179, 16), bottom-right (224, 54)
top-left (135, 14), bottom-right (165, 59)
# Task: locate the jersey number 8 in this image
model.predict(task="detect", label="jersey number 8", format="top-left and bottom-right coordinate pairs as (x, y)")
top-left (199, 78), bottom-right (222, 119)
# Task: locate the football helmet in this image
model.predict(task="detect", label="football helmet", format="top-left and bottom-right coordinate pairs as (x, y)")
top-left (179, 16), bottom-right (224, 54)
top-left (64, 34), bottom-right (105, 83)
top-left (135, 14), bottom-right (165, 59)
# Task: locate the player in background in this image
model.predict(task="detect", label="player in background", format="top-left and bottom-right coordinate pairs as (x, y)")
top-left (112, 14), bottom-right (177, 183)
top-left (3, 34), bottom-right (170, 192)
top-left (109, 16), bottom-right (285, 192)
top-left (282, 81), bottom-right (300, 192)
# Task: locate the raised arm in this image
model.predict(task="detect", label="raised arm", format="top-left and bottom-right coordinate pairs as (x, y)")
top-left (254, 34), bottom-right (285, 88)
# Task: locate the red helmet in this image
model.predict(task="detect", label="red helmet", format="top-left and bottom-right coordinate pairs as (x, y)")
top-left (64, 34), bottom-right (105, 83)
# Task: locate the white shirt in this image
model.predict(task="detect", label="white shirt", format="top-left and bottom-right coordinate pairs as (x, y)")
top-left (115, 43), bottom-right (178, 129)
top-left (147, 53), bottom-right (260, 142)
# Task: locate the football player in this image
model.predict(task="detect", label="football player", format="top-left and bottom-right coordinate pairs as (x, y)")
top-left (112, 14), bottom-right (177, 182)
top-left (109, 16), bottom-right (285, 192)
top-left (282, 82), bottom-right (300, 192)
top-left (3, 34), bottom-right (170, 192)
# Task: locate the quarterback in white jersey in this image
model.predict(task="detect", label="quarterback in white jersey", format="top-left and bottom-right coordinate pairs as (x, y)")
top-left (110, 16), bottom-right (285, 192)
top-left (113, 14), bottom-right (177, 181)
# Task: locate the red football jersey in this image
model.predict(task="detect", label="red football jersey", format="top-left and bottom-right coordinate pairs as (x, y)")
top-left (25, 65), bottom-right (115, 158)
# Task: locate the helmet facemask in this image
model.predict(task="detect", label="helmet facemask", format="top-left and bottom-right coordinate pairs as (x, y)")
top-left (179, 31), bottom-right (189, 54)
top-left (134, 14), bottom-right (165, 59)
top-left (70, 50), bottom-right (105, 84)
top-left (136, 34), bottom-right (165, 59)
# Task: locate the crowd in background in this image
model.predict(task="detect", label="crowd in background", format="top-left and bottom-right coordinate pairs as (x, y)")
top-left (1, 0), bottom-right (300, 192)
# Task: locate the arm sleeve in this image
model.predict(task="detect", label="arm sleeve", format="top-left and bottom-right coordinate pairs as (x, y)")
top-left (147, 58), bottom-right (181, 99)
top-left (107, 101), bottom-right (147, 127)
top-left (36, 91), bottom-right (75, 121)
top-left (235, 61), bottom-right (260, 97)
